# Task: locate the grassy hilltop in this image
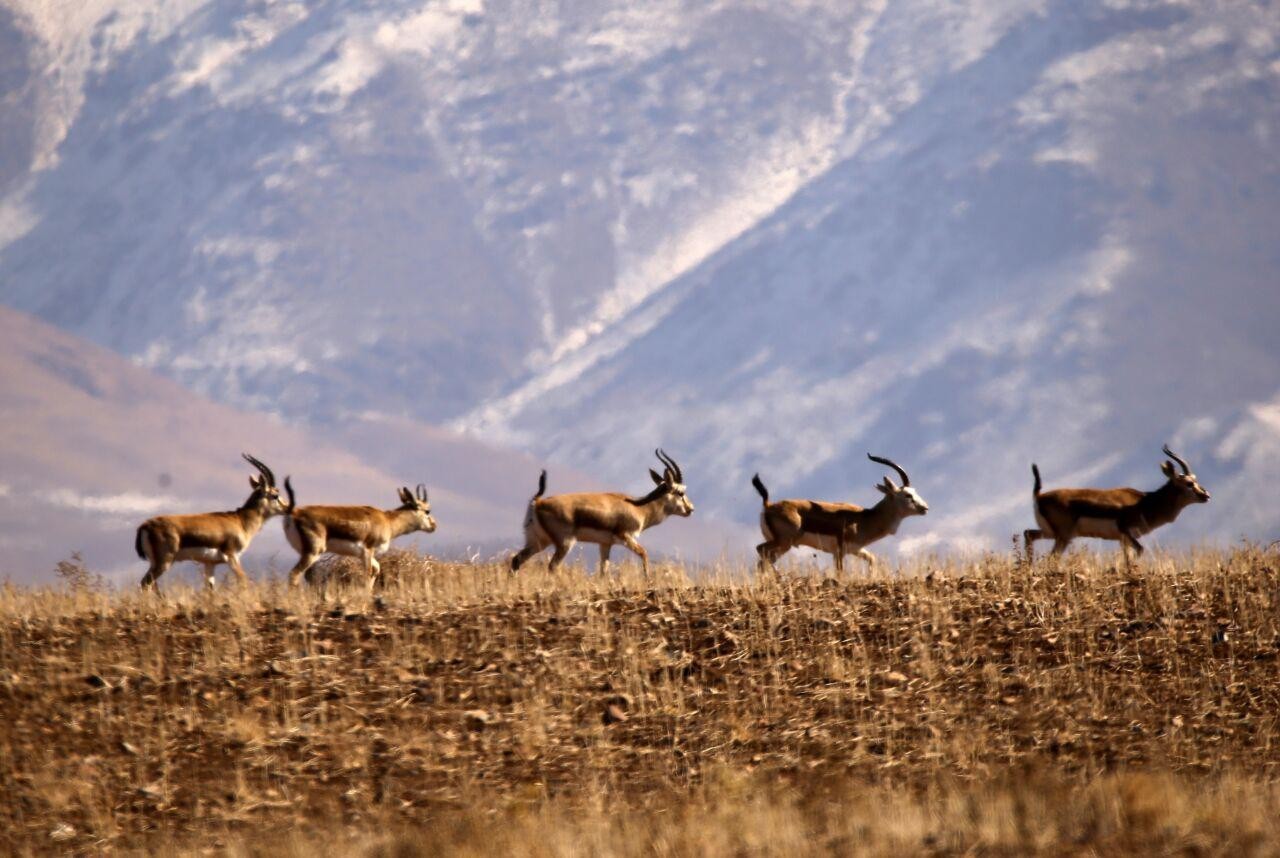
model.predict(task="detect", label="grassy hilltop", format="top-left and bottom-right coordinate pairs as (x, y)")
top-left (3, 547), bottom-right (1280, 855)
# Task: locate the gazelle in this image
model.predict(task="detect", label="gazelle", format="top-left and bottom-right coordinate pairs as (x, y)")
top-left (1023, 444), bottom-right (1210, 565)
top-left (753, 454), bottom-right (929, 572)
top-left (283, 483), bottom-right (436, 590)
top-left (135, 454), bottom-right (288, 589)
top-left (510, 449), bottom-right (693, 576)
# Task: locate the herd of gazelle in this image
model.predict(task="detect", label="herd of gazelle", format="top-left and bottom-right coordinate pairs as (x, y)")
top-left (135, 446), bottom-right (1211, 590)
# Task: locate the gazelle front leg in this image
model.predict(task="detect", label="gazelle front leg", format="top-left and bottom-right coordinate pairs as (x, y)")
top-left (202, 563), bottom-right (218, 590)
top-left (363, 550), bottom-right (382, 593)
top-left (1119, 529), bottom-right (1144, 570)
top-left (227, 553), bottom-right (249, 587)
top-left (621, 534), bottom-right (649, 577)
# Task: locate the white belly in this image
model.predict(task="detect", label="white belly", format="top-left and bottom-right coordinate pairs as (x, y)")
top-left (176, 547), bottom-right (225, 563)
top-left (1075, 517), bottom-right (1122, 540)
top-left (327, 539), bottom-right (367, 558)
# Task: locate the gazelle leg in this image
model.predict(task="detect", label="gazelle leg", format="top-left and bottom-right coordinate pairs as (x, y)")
top-left (227, 553), bottom-right (249, 587)
top-left (202, 563), bottom-right (218, 590)
top-left (360, 549), bottom-right (379, 593)
top-left (1120, 530), bottom-right (1144, 570)
top-left (1050, 537), bottom-right (1071, 556)
top-left (857, 548), bottom-right (876, 570)
top-left (548, 538), bottom-right (576, 574)
top-left (621, 535), bottom-right (649, 577)
top-left (756, 540), bottom-right (792, 571)
top-left (598, 543), bottom-right (612, 576)
top-left (510, 540), bottom-right (545, 572)
top-left (1023, 529), bottom-right (1047, 564)
top-left (141, 558), bottom-right (172, 590)
top-left (290, 551), bottom-right (321, 588)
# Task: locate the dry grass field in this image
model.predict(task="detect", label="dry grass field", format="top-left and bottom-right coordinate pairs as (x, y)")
top-left (4, 546), bottom-right (1280, 855)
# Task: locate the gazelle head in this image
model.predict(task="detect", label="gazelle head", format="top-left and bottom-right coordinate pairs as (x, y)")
top-left (396, 484), bottom-right (438, 533)
top-left (868, 453), bottom-right (929, 517)
top-left (243, 453), bottom-right (288, 516)
top-left (1159, 444), bottom-right (1211, 504)
top-left (645, 448), bottom-right (694, 517)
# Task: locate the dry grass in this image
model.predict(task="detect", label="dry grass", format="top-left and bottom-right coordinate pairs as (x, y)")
top-left (2, 546), bottom-right (1280, 855)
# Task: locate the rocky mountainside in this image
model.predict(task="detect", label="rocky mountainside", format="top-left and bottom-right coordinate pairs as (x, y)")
top-left (1, 0), bottom-right (1277, 551)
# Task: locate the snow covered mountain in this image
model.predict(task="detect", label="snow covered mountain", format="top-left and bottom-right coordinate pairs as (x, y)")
top-left (2, 0), bottom-right (1278, 553)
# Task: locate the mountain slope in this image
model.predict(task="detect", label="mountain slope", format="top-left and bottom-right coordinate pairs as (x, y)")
top-left (0, 305), bottom-right (575, 583)
top-left (1, 0), bottom-right (1277, 552)
top-left (0, 0), bottom-right (924, 422)
top-left (459, 1), bottom-right (1280, 550)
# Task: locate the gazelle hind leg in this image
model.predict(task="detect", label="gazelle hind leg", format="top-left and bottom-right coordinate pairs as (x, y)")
top-left (202, 563), bottom-right (218, 590)
top-left (511, 534), bottom-right (549, 572)
top-left (547, 537), bottom-right (576, 574)
top-left (290, 550), bottom-right (322, 588)
top-left (1023, 529), bottom-right (1047, 564)
top-left (141, 558), bottom-right (172, 590)
top-left (856, 548), bottom-right (877, 570)
top-left (756, 541), bottom-right (789, 572)
top-left (598, 544), bottom-right (612, 576)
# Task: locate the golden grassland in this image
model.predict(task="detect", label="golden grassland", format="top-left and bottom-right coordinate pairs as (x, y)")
top-left (4, 546), bottom-right (1280, 855)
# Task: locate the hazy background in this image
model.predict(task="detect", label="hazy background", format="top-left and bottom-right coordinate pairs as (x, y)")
top-left (1, 0), bottom-right (1277, 582)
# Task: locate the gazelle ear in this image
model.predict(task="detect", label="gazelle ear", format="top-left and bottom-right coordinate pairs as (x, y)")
top-left (650, 468), bottom-right (666, 485)
top-left (1161, 461), bottom-right (1176, 478)
top-left (876, 482), bottom-right (891, 496)
top-left (881, 476), bottom-right (899, 493)
top-left (398, 487), bottom-right (413, 504)
top-left (250, 475), bottom-right (263, 489)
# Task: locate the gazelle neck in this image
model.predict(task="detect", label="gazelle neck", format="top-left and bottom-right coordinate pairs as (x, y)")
top-left (865, 495), bottom-right (906, 538)
top-left (236, 495), bottom-right (272, 535)
top-left (387, 508), bottom-right (424, 539)
top-left (1139, 482), bottom-right (1193, 527)
top-left (637, 498), bottom-right (672, 531)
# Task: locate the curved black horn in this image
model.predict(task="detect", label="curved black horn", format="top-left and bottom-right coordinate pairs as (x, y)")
top-left (868, 453), bottom-right (910, 487)
top-left (655, 448), bottom-right (683, 483)
top-left (242, 453), bottom-right (276, 487)
top-left (416, 483), bottom-right (428, 502)
top-left (1162, 444), bottom-right (1191, 475)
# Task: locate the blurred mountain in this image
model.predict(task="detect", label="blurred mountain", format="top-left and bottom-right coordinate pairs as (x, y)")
top-left (0, 305), bottom-right (696, 584)
top-left (1, 0), bottom-right (1277, 553)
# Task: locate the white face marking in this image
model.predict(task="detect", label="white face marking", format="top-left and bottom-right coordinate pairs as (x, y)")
top-left (668, 482), bottom-right (694, 515)
top-left (900, 487), bottom-right (928, 514)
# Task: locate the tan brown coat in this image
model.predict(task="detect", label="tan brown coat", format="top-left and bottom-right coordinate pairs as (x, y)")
top-left (284, 484), bottom-right (436, 590)
top-left (135, 454), bottom-right (287, 589)
top-left (1024, 445), bottom-right (1210, 565)
top-left (754, 454), bottom-right (929, 572)
top-left (510, 450), bottom-right (693, 576)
